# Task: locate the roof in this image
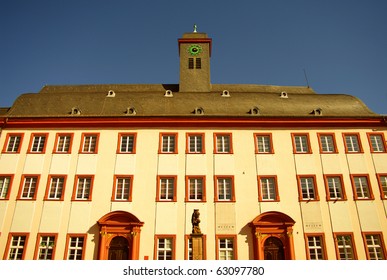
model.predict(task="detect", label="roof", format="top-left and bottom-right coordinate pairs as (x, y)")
top-left (2, 83), bottom-right (379, 118)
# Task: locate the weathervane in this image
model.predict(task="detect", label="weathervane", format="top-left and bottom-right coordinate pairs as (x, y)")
top-left (193, 24), bottom-right (197, 33)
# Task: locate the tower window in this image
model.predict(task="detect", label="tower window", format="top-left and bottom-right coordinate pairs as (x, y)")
top-left (196, 58), bottom-right (201, 69)
top-left (188, 58), bottom-right (194, 69)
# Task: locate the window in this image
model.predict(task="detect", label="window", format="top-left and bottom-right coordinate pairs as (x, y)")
top-left (343, 133), bottom-right (362, 153)
top-left (72, 176), bottom-right (93, 201)
top-left (195, 58), bottom-right (201, 69)
top-left (305, 234), bottom-right (326, 260)
top-left (187, 133), bottom-right (204, 153)
top-left (186, 176), bottom-right (205, 201)
top-left (159, 133), bottom-right (177, 153)
top-left (324, 175), bottom-right (346, 201)
top-left (0, 175), bottom-right (13, 200)
top-left (118, 133), bottom-right (136, 153)
top-left (255, 134), bottom-right (273, 153)
top-left (214, 133), bottom-right (232, 153)
top-left (35, 234), bottom-right (57, 260)
top-left (29, 133), bottom-right (48, 153)
top-left (334, 233), bottom-right (357, 260)
top-left (216, 236), bottom-right (236, 260)
top-left (258, 176), bottom-right (279, 201)
top-left (367, 133), bottom-right (386, 153)
top-left (292, 133), bottom-right (311, 153)
top-left (80, 133), bottom-right (99, 153)
top-left (54, 133), bottom-right (73, 153)
top-left (65, 235), bottom-right (86, 260)
top-left (3, 133), bottom-right (23, 153)
top-left (318, 133), bottom-right (337, 153)
top-left (155, 236), bottom-right (175, 260)
top-left (157, 176), bottom-right (176, 202)
top-left (215, 176), bottom-right (235, 202)
top-left (5, 234), bottom-right (29, 260)
top-left (377, 174), bottom-right (387, 199)
top-left (297, 176), bottom-right (319, 201)
top-left (112, 176), bottom-right (132, 201)
top-left (45, 175), bottom-right (66, 200)
top-left (362, 233), bottom-right (386, 260)
top-left (188, 58), bottom-right (194, 69)
top-left (351, 175), bottom-right (373, 200)
top-left (18, 175), bottom-right (39, 200)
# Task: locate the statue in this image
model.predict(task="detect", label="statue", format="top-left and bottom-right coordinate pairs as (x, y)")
top-left (191, 209), bottom-right (201, 234)
top-left (193, 24), bottom-right (198, 33)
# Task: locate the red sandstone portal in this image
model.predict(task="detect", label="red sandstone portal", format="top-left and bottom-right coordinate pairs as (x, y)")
top-left (97, 211), bottom-right (144, 260)
top-left (251, 211), bottom-right (296, 260)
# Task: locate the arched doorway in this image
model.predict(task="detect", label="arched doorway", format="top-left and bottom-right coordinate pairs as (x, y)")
top-left (108, 236), bottom-right (129, 260)
top-left (97, 211), bottom-right (144, 260)
top-left (264, 237), bottom-right (284, 260)
top-left (250, 211), bottom-right (295, 260)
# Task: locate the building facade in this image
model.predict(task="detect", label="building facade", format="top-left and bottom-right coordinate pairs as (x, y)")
top-left (0, 30), bottom-right (386, 260)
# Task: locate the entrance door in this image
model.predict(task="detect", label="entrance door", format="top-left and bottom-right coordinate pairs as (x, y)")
top-left (264, 237), bottom-right (284, 260)
top-left (108, 236), bottom-right (129, 260)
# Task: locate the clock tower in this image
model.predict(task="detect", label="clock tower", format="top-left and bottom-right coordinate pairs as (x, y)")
top-left (178, 26), bottom-right (212, 92)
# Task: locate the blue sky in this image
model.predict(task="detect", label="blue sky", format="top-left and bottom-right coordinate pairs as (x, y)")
top-left (1, 0), bottom-right (386, 114)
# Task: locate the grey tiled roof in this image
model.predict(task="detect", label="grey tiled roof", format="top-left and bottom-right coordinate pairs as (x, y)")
top-left (3, 83), bottom-right (378, 118)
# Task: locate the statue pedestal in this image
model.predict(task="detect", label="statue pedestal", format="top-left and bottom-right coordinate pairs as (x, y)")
top-left (190, 233), bottom-right (203, 260)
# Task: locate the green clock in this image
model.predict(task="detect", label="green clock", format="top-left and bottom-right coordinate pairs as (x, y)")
top-left (188, 44), bottom-right (202, 55)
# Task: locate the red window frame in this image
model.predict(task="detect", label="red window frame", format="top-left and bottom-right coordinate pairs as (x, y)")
top-left (317, 133), bottom-right (338, 153)
top-left (0, 174), bottom-right (14, 200)
top-left (2, 133), bottom-right (24, 153)
top-left (342, 133), bottom-right (363, 153)
top-left (214, 133), bottom-right (233, 154)
top-left (156, 175), bottom-right (177, 202)
top-left (34, 233), bottom-right (58, 260)
top-left (185, 176), bottom-right (206, 202)
top-left (186, 133), bottom-right (205, 154)
top-left (117, 133), bottom-right (137, 154)
top-left (53, 133), bottom-right (74, 154)
top-left (27, 133), bottom-right (49, 154)
top-left (304, 233), bottom-right (327, 260)
top-left (291, 133), bottom-right (312, 154)
top-left (3, 232), bottom-right (29, 260)
top-left (79, 133), bottom-right (99, 154)
top-left (376, 173), bottom-right (387, 200)
top-left (257, 175), bottom-right (280, 202)
top-left (159, 133), bottom-right (178, 154)
top-left (111, 175), bottom-right (133, 202)
top-left (215, 234), bottom-right (238, 260)
top-left (254, 133), bottom-right (274, 154)
top-left (44, 175), bottom-right (67, 201)
top-left (323, 174), bottom-right (347, 201)
top-left (366, 132), bottom-right (387, 153)
top-left (71, 175), bottom-right (94, 201)
top-left (154, 235), bottom-right (176, 260)
top-left (297, 175), bottom-right (319, 201)
top-left (64, 234), bottom-right (87, 260)
top-left (17, 174), bottom-right (40, 200)
top-left (350, 174), bottom-right (374, 200)
top-left (214, 175), bottom-right (235, 202)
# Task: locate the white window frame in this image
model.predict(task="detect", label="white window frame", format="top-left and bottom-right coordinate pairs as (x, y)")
top-left (327, 176), bottom-right (343, 200)
top-left (345, 135), bottom-right (360, 152)
top-left (336, 235), bottom-right (355, 260)
top-left (56, 135), bottom-right (71, 153)
top-left (21, 177), bottom-right (37, 199)
top-left (120, 134), bottom-right (135, 153)
top-left (216, 134), bottom-right (231, 153)
top-left (7, 235), bottom-right (27, 260)
top-left (115, 177), bottom-right (131, 200)
top-left (369, 134), bottom-right (385, 152)
top-left (353, 176), bottom-right (370, 199)
top-left (6, 135), bottom-right (21, 152)
top-left (161, 135), bottom-right (176, 153)
top-left (320, 135), bottom-right (335, 153)
top-left (300, 177), bottom-right (316, 200)
top-left (157, 238), bottom-right (173, 260)
top-left (75, 177), bottom-right (91, 200)
top-left (48, 177), bottom-right (64, 200)
top-left (188, 134), bottom-right (203, 153)
top-left (218, 238), bottom-right (234, 260)
top-left (217, 178), bottom-right (232, 201)
top-left (0, 176), bottom-right (11, 199)
top-left (31, 135), bottom-right (46, 153)
top-left (365, 234), bottom-right (385, 260)
top-left (307, 235), bottom-right (325, 260)
top-left (294, 135), bottom-right (309, 153)
top-left (188, 177), bottom-right (203, 201)
top-left (67, 236), bottom-right (84, 260)
top-left (159, 178), bottom-right (175, 201)
top-left (37, 235), bottom-right (56, 260)
top-left (82, 135), bottom-right (97, 153)
top-left (260, 177), bottom-right (276, 201)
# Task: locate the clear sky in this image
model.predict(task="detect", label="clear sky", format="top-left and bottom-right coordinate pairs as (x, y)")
top-left (1, 0), bottom-right (386, 114)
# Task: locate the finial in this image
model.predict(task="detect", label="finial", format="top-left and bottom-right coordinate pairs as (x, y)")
top-left (193, 24), bottom-right (197, 33)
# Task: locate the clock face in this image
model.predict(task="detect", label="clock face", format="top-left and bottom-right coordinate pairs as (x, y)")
top-left (188, 44), bottom-right (202, 55)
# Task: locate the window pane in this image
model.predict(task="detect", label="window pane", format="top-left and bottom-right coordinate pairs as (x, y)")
top-left (0, 177), bottom-right (11, 199)
top-left (120, 135), bottom-right (134, 153)
top-left (308, 236), bottom-right (325, 260)
top-left (300, 177), bottom-right (315, 200)
top-left (189, 178), bottom-right (203, 200)
top-left (345, 135), bottom-right (360, 152)
top-left (365, 234), bottom-right (385, 260)
top-left (327, 177), bottom-right (343, 199)
top-left (336, 235), bottom-right (355, 260)
top-left (8, 235), bottom-right (26, 260)
top-left (76, 178), bottom-right (91, 199)
top-left (320, 135), bottom-right (334, 152)
top-left (218, 178), bottom-right (232, 200)
top-left (7, 136), bottom-right (21, 152)
top-left (162, 135), bottom-right (175, 153)
top-left (57, 135), bottom-right (71, 152)
top-left (48, 177), bottom-right (64, 199)
top-left (160, 178), bottom-right (174, 200)
top-left (31, 136), bottom-right (46, 152)
top-left (217, 135), bottom-right (230, 153)
top-left (295, 135), bottom-right (308, 153)
top-left (370, 135), bottom-right (385, 152)
top-left (354, 176), bottom-right (370, 199)
top-left (380, 176), bottom-right (387, 199)
top-left (257, 136), bottom-right (271, 153)
top-left (260, 177), bottom-right (276, 200)
top-left (189, 135), bottom-right (202, 153)
top-left (38, 236), bottom-right (55, 260)
top-left (22, 177), bottom-right (37, 199)
top-left (115, 178), bottom-right (130, 200)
